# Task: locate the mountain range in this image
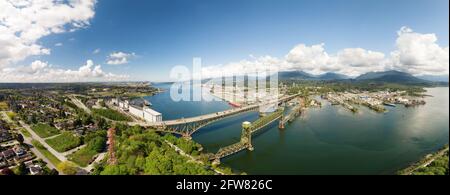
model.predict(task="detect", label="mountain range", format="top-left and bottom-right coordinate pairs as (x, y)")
top-left (199, 70), bottom-right (447, 85)
top-left (416, 75), bottom-right (449, 82)
top-left (277, 70), bottom-right (449, 84)
top-left (354, 70), bottom-right (428, 83)
top-left (278, 71), bottom-right (349, 81)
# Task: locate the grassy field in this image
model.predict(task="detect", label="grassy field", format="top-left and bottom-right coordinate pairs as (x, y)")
top-left (69, 131), bottom-right (107, 167)
top-left (68, 147), bottom-right (98, 167)
top-left (31, 139), bottom-right (62, 166)
top-left (6, 111), bottom-right (16, 119)
top-left (88, 91), bottom-right (153, 98)
top-left (32, 123), bottom-right (60, 138)
top-left (124, 92), bottom-right (154, 98)
top-left (92, 108), bottom-right (131, 121)
top-left (0, 101), bottom-right (8, 110)
top-left (46, 132), bottom-right (82, 152)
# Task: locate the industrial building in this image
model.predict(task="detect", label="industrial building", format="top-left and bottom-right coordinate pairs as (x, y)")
top-left (112, 97), bottom-right (162, 122)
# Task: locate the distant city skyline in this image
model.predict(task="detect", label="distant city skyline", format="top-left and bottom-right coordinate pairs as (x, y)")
top-left (0, 0), bottom-right (448, 82)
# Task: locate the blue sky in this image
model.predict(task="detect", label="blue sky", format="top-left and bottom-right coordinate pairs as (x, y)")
top-left (1, 0), bottom-right (448, 82)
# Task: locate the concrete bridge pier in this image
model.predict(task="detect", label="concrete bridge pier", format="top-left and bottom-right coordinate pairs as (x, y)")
top-left (212, 158), bottom-right (221, 166)
top-left (278, 115), bottom-right (285, 129)
top-left (247, 143), bottom-right (254, 151)
top-left (182, 133), bottom-right (192, 140)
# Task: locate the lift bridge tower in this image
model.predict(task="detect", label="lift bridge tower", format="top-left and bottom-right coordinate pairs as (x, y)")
top-left (241, 121), bottom-right (254, 151)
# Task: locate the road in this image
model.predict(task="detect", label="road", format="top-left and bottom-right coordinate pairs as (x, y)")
top-left (0, 112), bottom-right (58, 172)
top-left (69, 95), bottom-right (119, 123)
top-left (69, 95), bottom-right (92, 114)
top-left (416, 147), bottom-right (448, 172)
top-left (62, 144), bottom-right (86, 156)
top-left (23, 134), bottom-right (59, 171)
top-left (18, 120), bottom-right (68, 162)
top-left (44, 134), bottom-right (61, 140)
top-left (19, 118), bottom-right (104, 174)
top-left (402, 146), bottom-right (449, 175)
top-left (85, 152), bottom-right (107, 172)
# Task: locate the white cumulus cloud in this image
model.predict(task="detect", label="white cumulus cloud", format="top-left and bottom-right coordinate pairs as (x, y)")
top-left (285, 43), bottom-right (331, 72)
top-left (0, 0), bottom-right (96, 68)
top-left (106, 51), bottom-right (136, 65)
top-left (0, 60), bottom-right (129, 82)
top-left (200, 26), bottom-right (448, 78)
top-left (335, 48), bottom-right (386, 76)
top-left (201, 44), bottom-right (387, 78)
top-left (30, 60), bottom-right (49, 73)
top-left (201, 55), bottom-right (284, 78)
top-left (388, 26), bottom-right (449, 76)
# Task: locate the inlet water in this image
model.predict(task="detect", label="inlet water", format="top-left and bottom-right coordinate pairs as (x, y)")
top-left (145, 84), bottom-right (449, 175)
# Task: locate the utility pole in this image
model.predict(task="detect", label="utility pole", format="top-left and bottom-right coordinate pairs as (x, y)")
top-left (107, 127), bottom-right (117, 165)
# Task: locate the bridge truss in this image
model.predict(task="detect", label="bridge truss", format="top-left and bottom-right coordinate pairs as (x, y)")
top-left (211, 109), bottom-right (284, 161)
top-left (154, 105), bottom-right (259, 137)
top-left (135, 93), bottom-right (300, 138)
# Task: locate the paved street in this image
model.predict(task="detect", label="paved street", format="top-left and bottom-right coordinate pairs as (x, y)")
top-left (1, 112), bottom-right (58, 172)
top-left (62, 144), bottom-right (86, 156)
top-left (85, 152), bottom-right (107, 172)
top-left (69, 95), bottom-right (92, 114)
top-left (18, 120), bottom-right (68, 162)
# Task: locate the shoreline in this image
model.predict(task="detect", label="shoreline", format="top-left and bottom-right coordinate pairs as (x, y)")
top-left (398, 144), bottom-right (449, 175)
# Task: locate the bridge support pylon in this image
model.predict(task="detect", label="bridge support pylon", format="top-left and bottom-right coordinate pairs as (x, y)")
top-left (182, 133), bottom-right (192, 140)
top-left (278, 116), bottom-right (285, 130)
top-left (248, 144), bottom-right (254, 151)
top-left (212, 158), bottom-right (221, 166)
top-left (241, 121), bottom-right (254, 152)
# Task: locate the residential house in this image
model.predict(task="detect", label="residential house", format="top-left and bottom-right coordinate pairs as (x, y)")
top-left (29, 164), bottom-right (43, 175)
top-left (1, 149), bottom-right (15, 160)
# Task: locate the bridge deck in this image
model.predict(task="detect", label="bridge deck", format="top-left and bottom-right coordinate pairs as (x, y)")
top-left (215, 142), bottom-right (248, 159)
top-left (251, 109), bottom-right (283, 133)
top-left (211, 109), bottom-right (284, 160)
top-left (129, 94), bottom-right (299, 127)
top-left (281, 98), bottom-right (304, 124)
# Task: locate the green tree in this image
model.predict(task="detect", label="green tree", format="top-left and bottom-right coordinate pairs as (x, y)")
top-left (100, 165), bottom-right (129, 175)
top-left (88, 137), bottom-right (107, 152)
top-left (57, 161), bottom-right (78, 175)
top-left (17, 134), bottom-right (24, 145)
top-left (0, 168), bottom-right (15, 175)
top-left (95, 116), bottom-right (108, 130)
top-left (96, 128), bottom-right (221, 175)
top-left (48, 169), bottom-right (59, 175)
top-left (16, 162), bottom-right (27, 175)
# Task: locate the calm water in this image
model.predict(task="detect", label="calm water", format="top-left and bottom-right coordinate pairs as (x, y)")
top-left (146, 84), bottom-right (449, 175)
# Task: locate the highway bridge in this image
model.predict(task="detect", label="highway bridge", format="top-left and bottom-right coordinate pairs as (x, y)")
top-left (128, 93), bottom-right (300, 137)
